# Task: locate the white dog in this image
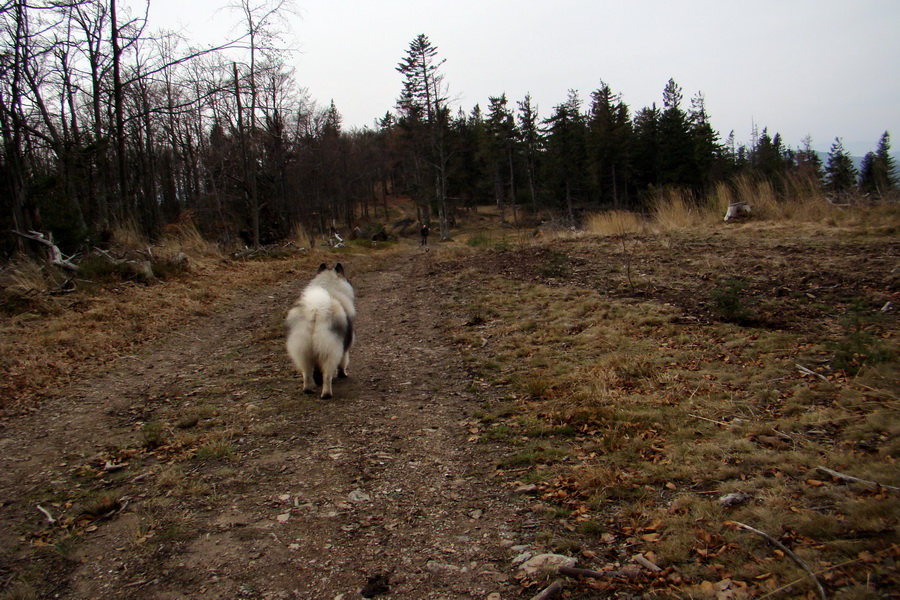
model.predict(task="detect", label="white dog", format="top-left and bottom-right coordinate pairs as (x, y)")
top-left (285, 263), bottom-right (355, 399)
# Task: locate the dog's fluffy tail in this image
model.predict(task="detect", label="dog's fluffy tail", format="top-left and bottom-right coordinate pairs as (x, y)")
top-left (301, 286), bottom-right (333, 314)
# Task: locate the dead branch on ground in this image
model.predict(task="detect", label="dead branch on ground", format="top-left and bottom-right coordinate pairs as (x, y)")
top-left (729, 521), bottom-right (827, 600)
top-left (529, 580), bottom-right (565, 600)
top-left (13, 230), bottom-right (78, 271)
top-left (816, 466), bottom-right (900, 493)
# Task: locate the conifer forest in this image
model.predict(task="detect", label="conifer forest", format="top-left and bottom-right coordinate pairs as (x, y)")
top-left (1, 3), bottom-right (896, 256)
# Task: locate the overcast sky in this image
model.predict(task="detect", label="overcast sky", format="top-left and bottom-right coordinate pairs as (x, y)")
top-left (138, 0), bottom-right (899, 156)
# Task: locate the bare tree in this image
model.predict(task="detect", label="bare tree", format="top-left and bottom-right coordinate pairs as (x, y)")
top-left (227, 0), bottom-right (296, 247)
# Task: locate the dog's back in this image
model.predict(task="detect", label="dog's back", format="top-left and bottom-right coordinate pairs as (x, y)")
top-left (285, 263), bottom-right (355, 399)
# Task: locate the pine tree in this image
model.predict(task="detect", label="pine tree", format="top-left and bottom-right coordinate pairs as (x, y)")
top-left (875, 132), bottom-right (897, 186)
top-left (484, 94), bottom-right (518, 223)
top-left (794, 135), bottom-right (824, 183)
top-left (860, 131), bottom-right (898, 197)
top-left (824, 138), bottom-right (858, 195)
top-left (657, 79), bottom-right (695, 187)
top-left (587, 81), bottom-right (632, 207)
top-left (395, 34), bottom-right (452, 237)
top-left (858, 152), bottom-right (879, 196)
top-left (516, 94), bottom-right (541, 210)
top-left (689, 92), bottom-right (721, 188)
top-left (542, 90), bottom-right (587, 222)
top-left (632, 103), bottom-right (661, 192)
top-left (752, 128), bottom-right (788, 179)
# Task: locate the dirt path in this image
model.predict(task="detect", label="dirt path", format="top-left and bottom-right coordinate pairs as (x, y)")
top-left (0, 247), bottom-right (546, 599)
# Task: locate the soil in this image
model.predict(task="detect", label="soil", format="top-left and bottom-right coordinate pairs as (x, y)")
top-left (1, 225), bottom-right (898, 599)
top-left (0, 247), bottom-right (546, 599)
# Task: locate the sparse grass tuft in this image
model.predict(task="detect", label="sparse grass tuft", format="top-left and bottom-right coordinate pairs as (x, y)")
top-left (710, 277), bottom-right (753, 323)
top-left (78, 492), bottom-right (122, 518)
top-left (140, 422), bottom-right (166, 449)
top-left (0, 259), bottom-right (64, 315)
top-left (538, 251), bottom-right (570, 278)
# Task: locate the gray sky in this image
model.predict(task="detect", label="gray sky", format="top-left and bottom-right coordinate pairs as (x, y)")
top-left (140, 0), bottom-right (899, 156)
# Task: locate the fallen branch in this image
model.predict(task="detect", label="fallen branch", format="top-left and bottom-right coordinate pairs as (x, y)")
top-left (529, 579), bottom-right (564, 600)
top-left (730, 521), bottom-right (827, 600)
top-left (13, 230), bottom-right (78, 271)
top-left (92, 246), bottom-right (155, 281)
top-left (759, 544), bottom-right (898, 600)
top-left (633, 553), bottom-right (662, 572)
top-left (36, 505), bottom-right (57, 525)
top-left (558, 565), bottom-right (607, 580)
top-left (816, 466), bottom-right (900, 493)
top-left (689, 413), bottom-right (730, 427)
top-left (796, 363), bottom-right (828, 381)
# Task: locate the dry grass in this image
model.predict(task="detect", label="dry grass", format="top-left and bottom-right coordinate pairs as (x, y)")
top-left (289, 222), bottom-right (313, 248)
top-left (584, 210), bottom-right (648, 236)
top-left (0, 249), bottom-right (317, 409)
top-left (440, 218), bottom-right (899, 595)
top-left (582, 177), bottom-right (900, 238)
top-left (0, 220), bottom-right (408, 410)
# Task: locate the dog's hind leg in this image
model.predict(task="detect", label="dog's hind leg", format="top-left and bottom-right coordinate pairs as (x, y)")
top-left (320, 374), bottom-right (333, 399)
top-left (299, 359), bottom-right (317, 394)
top-left (338, 351), bottom-right (350, 378)
top-left (320, 355), bottom-right (341, 399)
top-left (301, 369), bottom-right (317, 394)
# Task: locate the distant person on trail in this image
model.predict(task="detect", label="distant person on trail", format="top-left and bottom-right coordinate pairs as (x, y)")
top-left (420, 223), bottom-right (429, 246)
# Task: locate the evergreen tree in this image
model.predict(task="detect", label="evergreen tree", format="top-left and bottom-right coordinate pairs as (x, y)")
top-left (858, 152), bottom-right (879, 196)
top-left (657, 79), bottom-right (696, 187)
top-left (752, 128), bottom-right (786, 179)
top-left (516, 94), bottom-right (542, 210)
top-left (860, 131), bottom-right (897, 197)
top-left (631, 103), bottom-right (661, 192)
top-left (395, 34), bottom-right (452, 237)
top-left (586, 81), bottom-right (632, 207)
top-left (542, 90), bottom-right (587, 222)
top-left (794, 135), bottom-right (824, 183)
top-left (824, 137), bottom-right (858, 195)
top-left (484, 94), bottom-right (518, 223)
top-left (688, 92), bottom-right (722, 188)
top-left (875, 131), bottom-right (897, 188)
top-left (446, 107), bottom-right (485, 209)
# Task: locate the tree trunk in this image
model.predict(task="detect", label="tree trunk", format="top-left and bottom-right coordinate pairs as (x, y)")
top-left (111, 0), bottom-right (127, 219)
top-left (233, 62), bottom-right (260, 248)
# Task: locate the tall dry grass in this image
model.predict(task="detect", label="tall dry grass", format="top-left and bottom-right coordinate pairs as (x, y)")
top-left (289, 222), bottom-right (313, 248)
top-left (653, 188), bottom-right (697, 229)
top-left (584, 210), bottom-right (648, 236)
top-left (584, 174), bottom-right (898, 235)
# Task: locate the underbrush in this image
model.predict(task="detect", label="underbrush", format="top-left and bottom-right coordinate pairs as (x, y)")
top-left (441, 227), bottom-right (899, 596)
